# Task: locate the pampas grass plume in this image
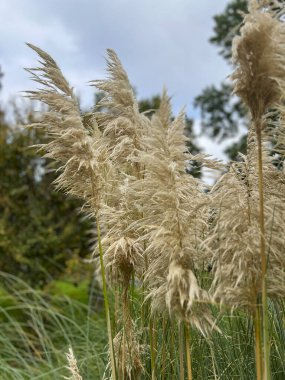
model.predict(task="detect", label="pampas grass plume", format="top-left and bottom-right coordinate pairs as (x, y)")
top-left (65, 347), bottom-right (83, 380)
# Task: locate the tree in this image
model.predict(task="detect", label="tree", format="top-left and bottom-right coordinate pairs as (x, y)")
top-left (0, 70), bottom-right (202, 286)
top-left (210, 0), bottom-right (248, 62)
top-left (194, 0), bottom-right (285, 159)
top-left (0, 82), bottom-right (92, 286)
top-left (194, 0), bottom-right (248, 159)
top-left (194, 83), bottom-right (247, 143)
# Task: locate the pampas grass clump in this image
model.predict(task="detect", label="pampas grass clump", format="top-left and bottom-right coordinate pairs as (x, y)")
top-left (132, 92), bottom-right (214, 334)
top-left (23, 1), bottom-right (285, 379)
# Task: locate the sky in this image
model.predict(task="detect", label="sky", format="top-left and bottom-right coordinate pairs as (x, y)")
top-left (0, 0), bottom-right (237, 161)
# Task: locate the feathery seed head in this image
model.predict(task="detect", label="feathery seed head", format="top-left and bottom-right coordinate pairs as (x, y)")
top-left (92, 49), bottom-right (149, 176)
top-left (105, 318), bottom-right (144, 380)
top-left (209, 127), bottom-right (285, 310)
top-left (65, 347), bottom-right (82, 380)
top-left (231, 2), bottom-right (285, 123)
top-left (136, 91), bottom-right (215, 333)
top-left (25, 44), bottom-right (112, 212)
top-left (97, 175), bottom-right (144, 285)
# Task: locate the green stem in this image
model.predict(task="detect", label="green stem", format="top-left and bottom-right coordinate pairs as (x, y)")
top-left (150, 317), bottom-right (156, 380)
top-left (97, 218), bottom-right (117, 380)
top-left (185, 323), bottom-right (193, 380)
top-left (179, 323), bottom-right (185, 380)
top-left (161, 318), bottom-right (166, 380)
top-left (254, 304), bottom-right (263, 380)
top-left (256, 129), bottom-right (271, 380)
top-left (170, 320), bottom-right (175, 380)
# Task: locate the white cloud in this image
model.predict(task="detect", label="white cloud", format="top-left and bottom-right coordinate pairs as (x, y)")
top-left (0, 0), bottom-right (231, 116)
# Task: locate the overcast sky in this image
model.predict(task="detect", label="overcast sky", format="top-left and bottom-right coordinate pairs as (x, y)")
top-left (0, 0), bottom-right (235, 160)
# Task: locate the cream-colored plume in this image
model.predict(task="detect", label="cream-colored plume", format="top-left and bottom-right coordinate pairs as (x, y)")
top-left (90, 50), bottom-right (148, 378)
top-left (91, 50), bottom-right (149, 284)
top-left (25, 44), bottom-right (111, 212)
top-left (64, 347), bottom-right (83, 380)
top-left (133, 92), bottom-right (214, 334)
top-left (231, 1), bottom-right (285, 125)
top-left (112, 321), bottom-right (144, 380)
top-left (92, 49), bottom-right (149, 172)
top-left (209, 127), bottom-right (285, 310)
top-left (99, 177), bottom-right (145, 285)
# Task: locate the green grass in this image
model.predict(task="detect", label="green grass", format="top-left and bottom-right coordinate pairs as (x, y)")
top-left (1, 272), bottom-right (284, 379)
top-left (122, 281), bottom-right (285, 380)
top-left (44, 279), bottom-right (90, 304)
top-left (0, 272), bottom-right (107, 379)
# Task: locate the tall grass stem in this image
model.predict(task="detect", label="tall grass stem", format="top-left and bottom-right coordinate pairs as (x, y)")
top-left (179, 323), bottom-right (185, 380)
top-left (254, 305), bottom-right (263, 380)
top-left (185, 323), bottom-right (193, 380)
top-left (150, 318), bottom-right (156, 380)
top-left (256, 129), bottom-right (271, 380)
top-left (97, 218), bottom-right (117, 380)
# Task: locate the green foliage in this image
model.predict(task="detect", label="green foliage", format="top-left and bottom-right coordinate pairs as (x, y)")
top-left (194, 83), bottom-right (247, 141)
top-left (224, 133), bottom-right (247, 160)
top-left (0, 273), bottom-right (107, 379)
top-left (194, 0), bottom-right (248, 156)
top-left (1, 271), bottom-right (285, 379)
top-left (195, 0), bottom-right (285, 158)
top-left (45, 279), bottom-right (90, 304)
top-left (112, 279), bottom-right (285, 380)
top-left (138, 94), bottom-right (162, 117)
top-left (0, 112), bottom-right (92, 287)
top-left (210, 0), bottom-right (247, 61)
